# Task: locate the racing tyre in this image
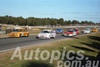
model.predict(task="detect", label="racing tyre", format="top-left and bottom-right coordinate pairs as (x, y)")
top-left (36, 37), bottom-right (39, 39)
top-left (27, 34), bottom-right (29, 37)
top-left (52, 36), bottom-right (56, 39)
top-left (19, 34), bottom-right (22, 37)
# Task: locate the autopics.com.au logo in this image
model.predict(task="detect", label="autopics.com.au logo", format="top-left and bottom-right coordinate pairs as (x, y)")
top-left (10, 47), bottom-right (99, 67)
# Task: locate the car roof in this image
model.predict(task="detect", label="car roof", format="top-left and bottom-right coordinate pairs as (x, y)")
top-left (43, 29), bottom-right (52, 31)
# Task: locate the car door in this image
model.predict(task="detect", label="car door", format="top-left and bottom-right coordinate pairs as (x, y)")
top-left (51, 31), bottom-right (56, 37)
top-left (73, 30), bottom-right (76, 35)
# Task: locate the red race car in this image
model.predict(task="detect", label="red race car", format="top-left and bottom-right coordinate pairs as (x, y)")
top-left (63, 29), bottom-right (77, 37)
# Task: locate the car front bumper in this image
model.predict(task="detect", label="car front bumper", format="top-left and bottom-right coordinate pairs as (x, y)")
top-left (64, 34), bottom-right (73, 36)
top-left (37, 36), bottom-right (50, 39)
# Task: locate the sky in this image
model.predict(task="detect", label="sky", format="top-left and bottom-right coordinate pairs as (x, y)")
top-left (0, 0), bottom-right (100, 23)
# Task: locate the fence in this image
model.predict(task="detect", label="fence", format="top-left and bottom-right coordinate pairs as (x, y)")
top-left (0, 31), bottom-right (6, 34)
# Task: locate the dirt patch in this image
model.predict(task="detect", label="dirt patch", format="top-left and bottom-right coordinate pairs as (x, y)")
top-left (0, 34), bottom-right (9, 38)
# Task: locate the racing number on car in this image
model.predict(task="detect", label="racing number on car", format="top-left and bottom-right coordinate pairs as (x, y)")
top-left (22, 32), bottom-right (24, 36)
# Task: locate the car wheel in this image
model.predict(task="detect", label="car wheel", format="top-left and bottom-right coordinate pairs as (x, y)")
top-left (52, 36), bottom-right (56, 39)
top-left (19, 34), bottom-right (22, 37)
top-left (36, 37), bottom-right (39, 39)
top-left (27, 34), bottom-right (29, 37)
top-left (48, 37), bottom-right (51, 40)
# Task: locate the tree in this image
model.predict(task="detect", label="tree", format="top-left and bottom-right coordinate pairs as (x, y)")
top-left (0, 15), bottom-right (96, 26)
top-left (67, 20), bottom-right (72, 25)
top-left (58, 18), bottom-right (64, 25)
top-left (72, 20), bottom-right (79, 25)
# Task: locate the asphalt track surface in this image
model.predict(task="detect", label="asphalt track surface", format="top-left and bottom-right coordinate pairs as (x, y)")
top-left (0, 31), bottom-right (99, 52)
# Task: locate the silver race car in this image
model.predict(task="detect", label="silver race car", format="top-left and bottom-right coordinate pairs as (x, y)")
top-left (37, 29), bottom-right (56, 39)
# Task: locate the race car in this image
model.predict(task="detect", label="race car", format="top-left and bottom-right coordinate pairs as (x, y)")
top-left (74, 28), bottom-right (80, 35)
top-left (91, 28), bottom-right (98, 32)
top-left (82, 28), bottom-right (91, 34)
top-left (63, 29), bottom-right (77, 37)
top-left (37, 29), bottom-right (56, 39)
top-left (9, 28), bottom-right (29, 37)
top-left (55, 28), bottom-right (63, 33)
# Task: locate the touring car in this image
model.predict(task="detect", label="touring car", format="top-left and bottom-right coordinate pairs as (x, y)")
top-left (9, 28), bottom-right (29, 37)
top-left (55, 28), bottom-right (63, 33)
top-left (91, 28), bottom-right (98, 32)
top-left (37, 29), bottom-right (56, 39)
top-left (82, 28), bottom-right (91, 34)
top-left (63, 29), bottom-right (76, 37)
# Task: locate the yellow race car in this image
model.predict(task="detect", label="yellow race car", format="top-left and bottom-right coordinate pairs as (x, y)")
top-left (91, 28), bottom-right (98, 32)
top-left (9, 29), bottom-right (29, 37)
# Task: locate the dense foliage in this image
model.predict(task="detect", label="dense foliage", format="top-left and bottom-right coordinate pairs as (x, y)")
top-left (0, 15), bottom-right (99, 26)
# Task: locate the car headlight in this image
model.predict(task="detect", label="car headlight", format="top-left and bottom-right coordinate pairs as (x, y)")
top-left (46, 35), bottom-right (50, 37)
top-left (38, 34), bottom-right (41, 37)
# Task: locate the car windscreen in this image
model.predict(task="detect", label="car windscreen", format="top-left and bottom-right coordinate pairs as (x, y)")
top-left (85, 29), bottom-right (90, 30)
top-left (68, 29), bottom-right (73, 32)
top-left (13, 29), bottom-right (22, 32)
top-left (56, 29), bottom-right (62, 30)
top-left (56, 29), bottom-right (60, 30)
top-left (93, 28), bottom-right (97, 30)
top-left (42, 31), bottom-right (50, 33)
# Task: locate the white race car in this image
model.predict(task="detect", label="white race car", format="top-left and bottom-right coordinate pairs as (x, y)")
top-left (82, 28), bottom-right (91, 34)
top-left (37, 30), bottom-right (56, 39)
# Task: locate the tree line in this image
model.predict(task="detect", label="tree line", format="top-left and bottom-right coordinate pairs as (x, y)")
top-left (0, 15), bottom-right (99, 26)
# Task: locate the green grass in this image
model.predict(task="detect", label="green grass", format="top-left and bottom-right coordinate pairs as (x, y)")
top-left (0, 32), bottom-right (100, 67)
